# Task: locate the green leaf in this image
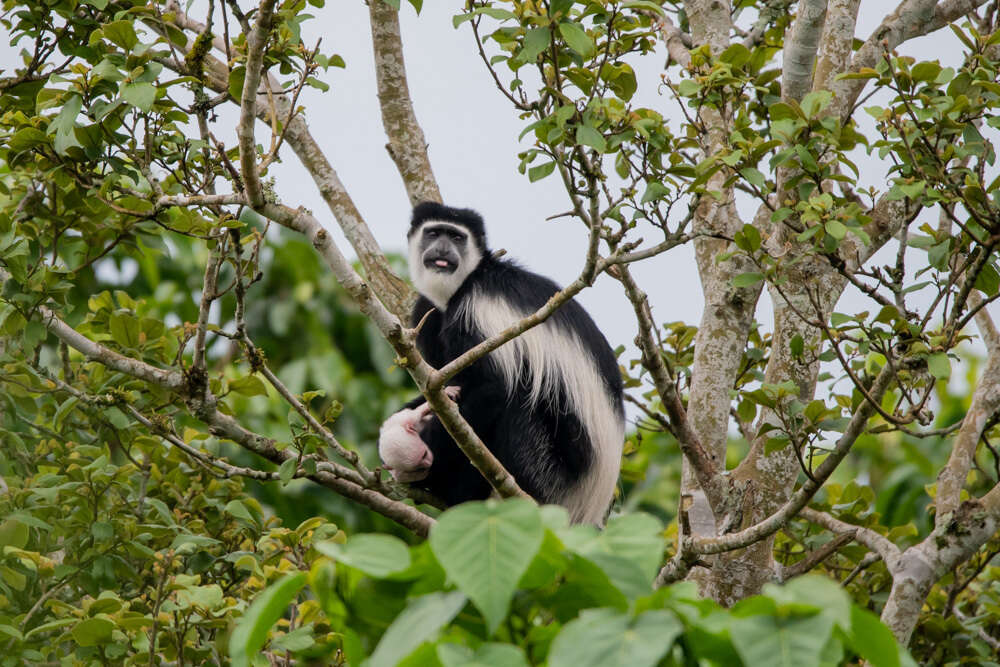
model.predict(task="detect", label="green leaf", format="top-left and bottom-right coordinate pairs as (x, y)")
top-left (548, 608), bottom-right (682, 667)
top-left (800, 90), bottom-right (833, 118)
top-left (735, 224), bottom-right (761, 252)
top-left (8, 127), bottom-right (48, 153)
top-left (229, 572), bottom-right (307, 667)
top-left (528, 161), bottom-right (557, 182)
top-left (438, 642), bottom-right (529, 667)
top-left (429, 499), bottom-right (543, 634)
top-left (730, 612), bottom-right (834, 667)
top-left (640, 181), bottom-right (670, 204)
top-left (108, 311), bottom-right (140, 348)
top-left (558, 22), bottom-right (595, 59)
top-left (52, 95), bottom-right (83, 155)
top-left (732, 272), bottom-right (765, 288)
top-left (228, 66), bottom-right (246, 100)
top-left (369, 592), bottom-right (467, 667)
top-left (121, 82), bottom-right (156, 112)
top-left (974, 262), bottom-right (1000, 296)
top-left (278, 457), bottom-right (297, 485)
top-left (849, 606), bottom-right (901, 667)
top-left (677, 79), bottom-right (700, 97)
top-left (517, 27), bottom-right (551, 64)
top-left (230, 375), bottom-right (267, 396)
top-left (740, 167), bottom-right (766, 190)
top-left (576, 125), bottom-right (607, 153)
top-left (224, 499), bottom-right (258, 526)
top-left (591, 513), bottom-right (664, 583)
top-left (926, 352), bottom-right (950, 380)
top-left (102, 20), bottom-right (139, 51)
top-left (622, 1), bottom-right (665, 14)
top-left (71, 617), bottom-right (115, 647)
top-left (790, 334), bottom-right (804, 357)
top-left (825, 220), bottom-right (847, 240)
top-left (316, 533), bottom-right (411, 578)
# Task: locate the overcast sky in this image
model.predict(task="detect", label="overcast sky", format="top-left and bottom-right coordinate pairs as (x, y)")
top-left (2, 2), bottom-right (993, 372)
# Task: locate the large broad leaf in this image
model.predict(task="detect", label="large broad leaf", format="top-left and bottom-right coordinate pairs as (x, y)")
top-left (558, 21), bottom-right (595, 59)
top-left (764, 575), bottom-right (851, 629)
top-left (438, 642), bottom-right (529, 667)
top-left (429, 499), bottom-right (543, 634)
top-left (729, 612), bottom-right (834, 667)
top-left (849, 606), bottom-right (903, 667)
top-left (369, 591), bottom-right (467, 667)
top-left (548, 608), bottom-right (682, 667)
top-left (589, 512), bottom-right (664, 583)
top-left (316, 533), bottom-right (411, 578)
top-left (228, 572), bottom-right (306, 667)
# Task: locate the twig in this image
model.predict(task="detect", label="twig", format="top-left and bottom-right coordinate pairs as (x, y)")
top-left (779, 531), bottom-right (856, 581)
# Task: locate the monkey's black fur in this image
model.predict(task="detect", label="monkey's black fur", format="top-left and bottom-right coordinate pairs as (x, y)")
top-left (403, 204), bottom-right (624, 513)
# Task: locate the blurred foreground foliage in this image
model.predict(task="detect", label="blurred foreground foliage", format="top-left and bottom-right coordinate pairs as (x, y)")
top-left (1, 224), bottom-right (996, 664)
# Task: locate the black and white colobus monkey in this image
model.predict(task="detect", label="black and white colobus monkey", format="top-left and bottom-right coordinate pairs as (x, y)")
top-left (378, 202), bottom-right (624, 524)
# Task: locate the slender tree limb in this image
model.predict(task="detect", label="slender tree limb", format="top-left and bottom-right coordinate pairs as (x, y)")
top-left (970, 292), bottom-right (1000, 353)
top-left (954, 607), bottom-right (1000, 652)
top-left (843, 551), bottom-right (882, 586)
top-left (935, 345), bottom-right (1000, 522)
top-left (236, 0), bottom-right (275, 208)
top-left (9, 285), bottom-right (185, 391)
top-left (369, 0), bottom-right (442, 205)
top-left (779, 530), bottom-right (855, 581)
top-left (616, 264), bottom-right (727, 510)
top-left (191, 233), bottom-right (227, 374)
top-left (799, 506), bottom-right (902, 563)
top-left (782, 0), bottom-right (829, 103)
top-left (650, 13), bottom-right (692, 67)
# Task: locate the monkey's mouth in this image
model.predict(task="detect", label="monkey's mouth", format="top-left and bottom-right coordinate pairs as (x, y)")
top-left (424, 257), bottom-right (457, 273)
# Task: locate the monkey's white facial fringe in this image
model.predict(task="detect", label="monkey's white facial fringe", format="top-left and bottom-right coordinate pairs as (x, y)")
top-left (408, 220), bottom-right (483, 310)
top-left (459, 292), bottom-right (624, 524)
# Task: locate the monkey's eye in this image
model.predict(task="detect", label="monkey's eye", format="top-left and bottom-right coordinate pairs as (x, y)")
top-left (425, 229), bottom-right (439, 239)
top-left (449, 231), bottom-right (465, 243)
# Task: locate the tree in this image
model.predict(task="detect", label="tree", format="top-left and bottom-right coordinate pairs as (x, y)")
top-left (2, 0), bottom-right (1000, 662)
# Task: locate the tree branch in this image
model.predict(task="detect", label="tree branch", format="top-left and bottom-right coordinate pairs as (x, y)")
top-left (935, 345), bottom-right (1000, 522)
top-left (812, 0), bottom-right (860, 94)
top-left (369, 0), bottom-right (442, 205)
top-left (616, 264), bottom-right (727, 510)
top-left (799, 506), bottom-right (902, 563)
top-left (782, 0), bottom-right (829, 103)
top-left (779, 530), bottom-right (856, 581)
top-left (236, 0), bottom-right (275, 208)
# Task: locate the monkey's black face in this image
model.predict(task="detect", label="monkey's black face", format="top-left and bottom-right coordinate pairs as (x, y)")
top-left (408, 220), bottom-right (483, 310)
top-left (419, 225), bottom-right (467, 274)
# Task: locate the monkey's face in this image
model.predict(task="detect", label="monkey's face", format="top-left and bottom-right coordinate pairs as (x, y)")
top-left (408, 220), bottom-right (483, 310)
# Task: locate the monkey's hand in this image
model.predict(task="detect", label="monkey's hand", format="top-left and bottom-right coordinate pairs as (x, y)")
top-left (378, 407), bottom-right (433, 482)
